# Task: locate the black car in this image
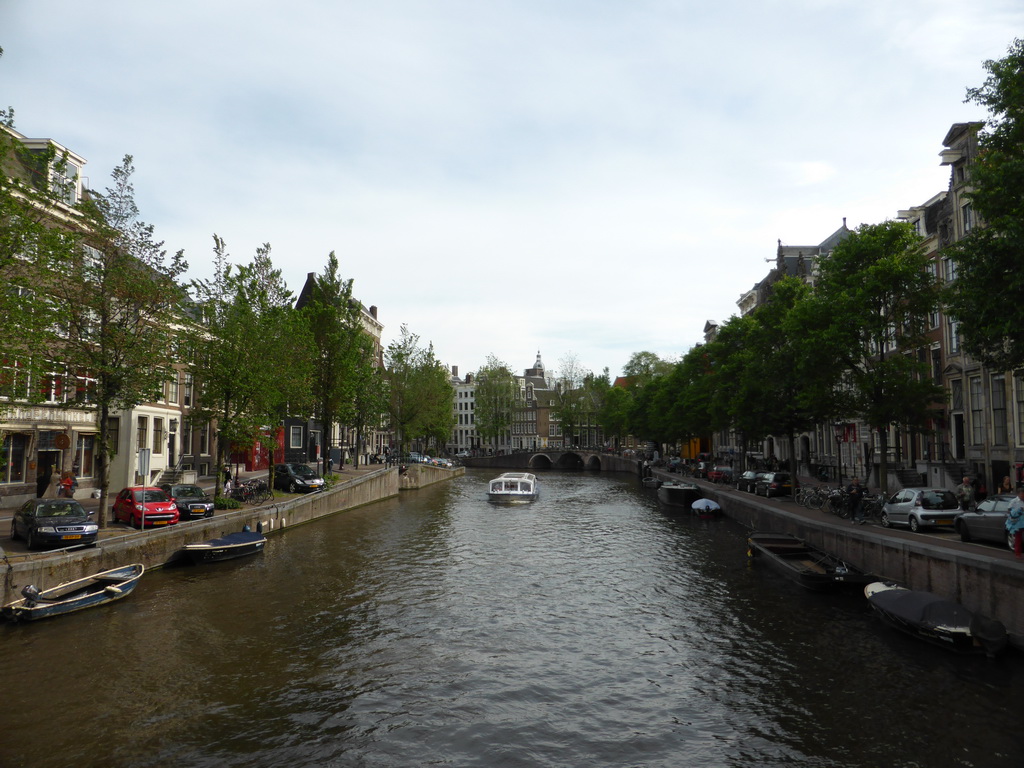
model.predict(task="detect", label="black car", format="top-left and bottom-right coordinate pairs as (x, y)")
top-left (755, 472), bottom-right (793, 497)
top-left (160, 483), bottom-right (215, 520)
top-left (274, 463), bottom-right (325, 493)
top-left (10, 498), bottom-right (98, 550)
top-left (735, 470), bottom-right (760, 493)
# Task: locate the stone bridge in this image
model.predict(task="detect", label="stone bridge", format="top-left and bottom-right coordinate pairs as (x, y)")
top-left (463, 451), bottom-right (639, 474)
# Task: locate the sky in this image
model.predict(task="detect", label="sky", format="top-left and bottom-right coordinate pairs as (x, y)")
top-left (2, 1), bottom-right (1022, 381)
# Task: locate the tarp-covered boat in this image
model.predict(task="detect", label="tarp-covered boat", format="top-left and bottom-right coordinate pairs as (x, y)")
top-left (864, 582), bottom-right (1008, 656)
top-left (183, 529), bottom-right (267, 564)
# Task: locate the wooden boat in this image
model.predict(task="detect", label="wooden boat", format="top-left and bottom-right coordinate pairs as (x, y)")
top-left (183, 529), bottom-right (267, 563)
top-left (656, 481), bottom-right (702, 509)
top-left (746, 532), bottom-right (875, 592)
top-left (1, 563), bottom-right (144, 622)
top-left (641, 476), bottom-right (662, 489)
top-left (487, 472), bottom-right (539, 502)
top-left (864, 581), bottom-right (1008, 657)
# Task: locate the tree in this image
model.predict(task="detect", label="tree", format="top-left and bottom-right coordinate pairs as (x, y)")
top-left (473, 356), bottom-right (518, 451)
top-left (0, 120), bottom-right (84, 408)
top-left (187, 237), bottom-right (310, 495)
top-left (384, 326), bottom-right (454, 453)
top-left (300, 252), bottom-right (365, 468)
top-left (945, 38), bottom-right (1024, 371)
top-left (812, 221), bottom-right (945, 492)
top-left (348, 334), bottom-right (388, 465)
top-left (552, 352), bottom-right (590, 447)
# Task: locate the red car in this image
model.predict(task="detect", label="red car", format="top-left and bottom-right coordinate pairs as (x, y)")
top-left (111, 486), bottom-right (180, 528)
top-left (707, 466), bottom-right (733, 483)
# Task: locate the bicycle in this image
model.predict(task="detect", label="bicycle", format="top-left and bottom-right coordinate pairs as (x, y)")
top-left (805, 485), bottom-right (830, 510)
top-left (827, 487), bottom-right (851, 518)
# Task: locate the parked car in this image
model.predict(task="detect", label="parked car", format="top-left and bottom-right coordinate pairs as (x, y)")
top-left (755, 472), bottom-right (792, 497)
top-left (955, 493), bottom-right (1017, 548)
top-left (735, 470), bottom-right (760, 493)
top-left (456, 450), bottom-right (470, 458)
top-left (274, 463), bottom-right (325, 493)
top-left (707, 465), bottom-right (733, 483)
top-left (111, 486), bottom-right (180, 529)
top-left (10, 498), bottom-right (98, 550)
top-left (160, 483), bottom-right (215, 521)
top-left (881, 487), bottom-right (960, 532)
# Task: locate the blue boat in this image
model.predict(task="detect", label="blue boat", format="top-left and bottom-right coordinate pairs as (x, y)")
top-left (2, 563), bottom-right (145, 622)
top-left (183, 530), bottom-right (266, 563)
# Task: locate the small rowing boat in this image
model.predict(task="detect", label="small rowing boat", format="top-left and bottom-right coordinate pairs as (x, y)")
top-left (746, 532), bottom-right (874, 592)
top-left (1, 563), bottom-right (145, 622)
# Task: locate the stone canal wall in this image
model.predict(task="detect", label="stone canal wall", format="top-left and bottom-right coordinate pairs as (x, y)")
top-left (1, 467), bottom-right (401, 605)
top-left (699, 484), bottom-right (1024, 648)
top-left (399, 464), bottom-right (465, 490)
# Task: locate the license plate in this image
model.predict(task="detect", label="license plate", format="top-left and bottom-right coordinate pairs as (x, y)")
top-left (153, 521), bottom-right (168, 526)
top-left (937, 518), bottom-right (954, 525)
top-left (62, 534), bottom-right (81, 540)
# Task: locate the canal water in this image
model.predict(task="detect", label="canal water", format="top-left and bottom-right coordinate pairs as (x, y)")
top-left (2, 470), bottom-right (1022, 767)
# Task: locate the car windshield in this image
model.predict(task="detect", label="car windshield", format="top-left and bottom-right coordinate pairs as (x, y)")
top-left (136, 489), bottom-right (170, 503)
top-left (172, 485), bottom-right (204, 498)
top-left (290, 465), bottom-right (316, 478)
top-left (36, 501), bottom-right (86, 517)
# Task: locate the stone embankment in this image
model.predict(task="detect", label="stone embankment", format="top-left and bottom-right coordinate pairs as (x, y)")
top-left (2, 465), bottom-right (468, 606)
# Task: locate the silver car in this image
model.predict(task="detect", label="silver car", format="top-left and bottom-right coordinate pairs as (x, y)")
top-left (881, 487), bottom-right (960, 532)
top-left (955, 493), bottom-right (1016, 549)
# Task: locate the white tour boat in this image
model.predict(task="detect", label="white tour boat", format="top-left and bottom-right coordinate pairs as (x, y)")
top-left (487, 472), bottom-right (540, 503)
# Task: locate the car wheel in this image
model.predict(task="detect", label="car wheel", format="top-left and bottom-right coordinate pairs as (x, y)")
top-left (880, 512), bottom-right (891, 528)
top-left (10, 520), bottom-right (18, 541)
top-left (25, 529), bottom-right (36, 550)
top-left (958, 522), bottom-right (972, 542)
top-left (288, 481), bottom-right (297, 493)
top-left (909, 516), bottom-right (921, 533)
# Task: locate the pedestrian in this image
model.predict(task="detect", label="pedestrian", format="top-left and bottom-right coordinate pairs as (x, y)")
top-left (59, 469), bottom-right (77, 498)
top-left (223, 466), bottom-right (231, 485)
top-left (1006, 487), bottom-right (1024, 559)
top-left (35, 464), bottom-right (52, 498)
top-left (847, 477), bottom-right (865, 524)
top-left (999, 475), bottom-right (1014, 494)
top-left (956, 476), bottom-right (976, 511)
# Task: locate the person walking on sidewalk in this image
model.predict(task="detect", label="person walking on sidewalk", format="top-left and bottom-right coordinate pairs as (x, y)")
top-left (956, 476), bottom-right (976, 512)
top-left (847, 477), bottom-right (865, 524)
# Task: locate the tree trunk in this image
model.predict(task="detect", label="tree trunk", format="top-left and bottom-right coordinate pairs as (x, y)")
top-left (877, 427), bottom-right (889, 495)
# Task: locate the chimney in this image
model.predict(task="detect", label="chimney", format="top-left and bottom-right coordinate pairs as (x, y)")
top-left (451, 366), bottom-right (459, 377)
top-left (369, 305), bottom-right (377, 319)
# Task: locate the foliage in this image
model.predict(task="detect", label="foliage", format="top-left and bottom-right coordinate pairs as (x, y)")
top-left (384, 326), bottom-right (454, 452)
top-left (186, 237), bottom-right (311, 496)
top-left (45, 156), bottom-right (188, 526)
top-left (945, 38), bottom-right (1024, 370)
top-left (552, 352), bottom-right (591, 447)
top-left (473, 355), bottom-right (518, 447)
top-left (812, 221), bottom-right (944, 490)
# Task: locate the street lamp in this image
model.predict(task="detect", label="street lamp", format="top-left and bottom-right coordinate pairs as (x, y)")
top-left (832, 422), bottom-right (845, 486)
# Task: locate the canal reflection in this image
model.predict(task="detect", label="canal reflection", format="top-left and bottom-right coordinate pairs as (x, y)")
top-left (1, 470), bottom-right (1022, 767)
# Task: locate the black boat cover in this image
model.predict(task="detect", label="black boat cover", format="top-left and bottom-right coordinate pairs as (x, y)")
top-left (869, 589), bottom-right (973, 628)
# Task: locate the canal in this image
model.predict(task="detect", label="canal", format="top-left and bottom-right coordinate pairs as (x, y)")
top-left (1, 470), bottom-right (1021, 767)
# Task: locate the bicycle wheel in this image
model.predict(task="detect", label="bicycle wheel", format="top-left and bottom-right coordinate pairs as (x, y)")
top-left (808, 491), bottom-right (826, 510)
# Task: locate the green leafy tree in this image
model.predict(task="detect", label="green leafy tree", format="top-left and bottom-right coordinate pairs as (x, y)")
top-left (384, 326), bottom-right (454, 453)
top-left (552, 352), bottom-right (591, 447)
top-left (945, 38), bottom-right (1024, 370)
top-left (43, 156), bottom-right (188, 526)
top-left (473, 355), bottom-right (518, 451)
top-left (348, 334), bottom-right (388, 465)
top-left (812, 221), bottom-right (945, 492)
top-left (300, 252), bottom-right (365, 466)
top-left (187, 237), bottom-right (310, 495)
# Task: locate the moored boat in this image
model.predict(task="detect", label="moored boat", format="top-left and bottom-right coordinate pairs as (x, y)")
top-left (183, 529), bottom-right (267, 564)
top-left (746, 532), bottom-right (875, 592)
top-left (487, 472), bottom-right (539, 502)
top-left (864, 581), bottom-right (1008, 656)
top-left (656, 481), bottom-right (702, 509)
top-left (1, 563), bottom-right (145, 622)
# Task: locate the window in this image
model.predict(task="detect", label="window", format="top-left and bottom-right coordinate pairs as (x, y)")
top-left (183, 374), bottom-right (193, 407)
top-left (199, 423), bottom-right (210, 455)
top-left (992, 375), bottom-right (1007, 445)
top-left (943, 256), bottom-right (958, 283)
top-left (182, 421), bottom-right (193, 455)
top-left (75, 434), bottom-right (95, 478)
top-left (153, 418), bottom-right (164, 455)
top-left (947, 316), bottom-right (961, 354)
top-left (0, 433), bottom-right (28, 483)
top-left (106, 420), bottom-right (120, 457)
top-left (290, 426), bottom-right (304, 449)
top-left (73, 370), bottom-right (96, 404)
top-left (0, 358), bottom-right (30, 401)
top-left (168, 373), bottom-right (179, 405)
top-left (970, 376), bottom-right (984, 445)
top-left (137, 416), bottom-right (149, 452)
top-left (962, 203), bottom-right (974, 234)
top-left (41, 368), bottom-right (65, 403)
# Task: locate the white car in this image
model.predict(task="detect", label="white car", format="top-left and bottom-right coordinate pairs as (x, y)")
top-left (881, 488), bottom-right (960, 532)
top-left (456, 450), bottom-right (470, 458)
